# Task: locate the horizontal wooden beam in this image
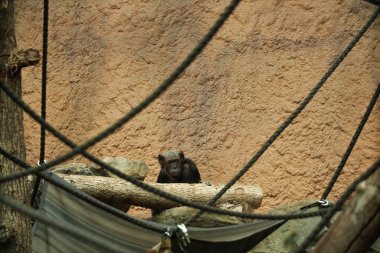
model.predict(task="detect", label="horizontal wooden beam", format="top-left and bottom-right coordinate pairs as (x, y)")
top-left (57, 174), bottom-right (263, 211)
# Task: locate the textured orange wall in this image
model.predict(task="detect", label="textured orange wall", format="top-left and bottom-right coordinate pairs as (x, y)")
top-left (15, 0), bottom-right (379, 209)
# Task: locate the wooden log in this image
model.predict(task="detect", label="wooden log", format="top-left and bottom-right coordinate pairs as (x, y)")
top-left (52, 159), bottom-right (150, 212)
top-left (0, 48), bottom-right (40, 72)
top-left (311, 167), bottom-right (380, 253)
top-left (0, 1), bottom-right (33, 251)
top-left (150, 206), bottom-right (243, 228)
top-left (57, 174), bottom-right (262, 211)
top-left (217, 202), bottom-right (255, 223)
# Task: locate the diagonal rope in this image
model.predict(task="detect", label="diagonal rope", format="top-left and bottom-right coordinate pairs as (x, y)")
top-left (296, 158), bottom-right (380, 253)
top-left (0, 145), bottom-right (329, 222)
top-left (31, 0), bottom-right (49, 207)
top-left (0, 146), bottom-right (164, 233)
top-left (184, 5), bottom-right (380, 225)
top-left (0, 0), bottom-right (249, 220)
top-left (0, 194), bottom-right (127, 253)
top-left (0, 0), bottom-right (377, 231)
top-left (321, 82), bottom-right (380, 200)
top-left (0, 1), bottom-right (378, 223)
top-left (0, 0), bottom-right (240, 184)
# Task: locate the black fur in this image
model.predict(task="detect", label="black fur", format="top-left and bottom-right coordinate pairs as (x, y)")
top-left (152, 150), bottom-right (201, 216)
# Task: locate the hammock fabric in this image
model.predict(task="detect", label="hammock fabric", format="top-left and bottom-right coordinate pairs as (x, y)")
top-left (32, 174), bottom-right (285, 253)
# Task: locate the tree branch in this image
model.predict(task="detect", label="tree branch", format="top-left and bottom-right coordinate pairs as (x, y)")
top-left (0, 48), bottom-right (40, 73)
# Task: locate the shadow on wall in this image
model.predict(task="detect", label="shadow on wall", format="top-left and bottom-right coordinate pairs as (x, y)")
top-left (49, 1), bottom-right (107, 140)
top-left (154, 2), bottom-right (222, 152)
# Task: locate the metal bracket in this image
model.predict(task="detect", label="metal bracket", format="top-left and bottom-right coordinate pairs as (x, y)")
top-left (300, 199), bottom-right (330, 210)
top-left (176, 224), bottom-right (191, 252)
top-left (37, 160), bottom-right (47, 166)
top-left (164, 227), bottom-right (173, 239)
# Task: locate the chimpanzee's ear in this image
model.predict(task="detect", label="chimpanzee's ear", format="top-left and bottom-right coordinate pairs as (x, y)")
top-left (158, 154), bottom-right (165, 167)
top-left (179, 151), bottom-right (185, 161)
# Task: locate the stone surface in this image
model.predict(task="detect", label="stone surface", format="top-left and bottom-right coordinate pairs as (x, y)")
top-left (14, 0), bottom-right (380, 212)
top-left (249, 200), bottom-right (380, 253)
top-left (91, 157), bottom-right (150, 179)
top-left (52, 162), bottom-right (107, 176)
top-left (248, 200), bottom-right (326, 252)
top-left (150, 206), bottom-right (242, 228)
top-left (51, 158), bottom-right (150, 179)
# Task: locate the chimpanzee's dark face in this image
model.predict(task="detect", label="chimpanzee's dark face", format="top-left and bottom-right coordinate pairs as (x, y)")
top-left (158, 150), bottom-right (185, 179)
top-left (165, 158), bottom-right (183, 178)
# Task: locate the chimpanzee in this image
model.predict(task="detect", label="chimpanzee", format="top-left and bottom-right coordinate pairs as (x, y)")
top-left (152, 150), bottom-right (201, 216)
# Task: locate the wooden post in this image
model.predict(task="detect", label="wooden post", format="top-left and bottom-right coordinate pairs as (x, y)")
top-left (311, 168), bottom-right (380, 253)
top-left (0, 1), bottom-right (40, 252)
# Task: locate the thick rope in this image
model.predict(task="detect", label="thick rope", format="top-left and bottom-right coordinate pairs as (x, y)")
top-left (0, 1), bottom-right (376, 199)
top-left (0, 0), bottom-right (377, 224)
top-left (0, 146), bottom-right (164, 233)
top-left (0, 0), bottom-right (240, 187)
top-left (321, 82), bottom-right (380, 200)
top-left (0, 146), bottom-right (329, 223)
top-left (0, 194), bottom-right (128, 253)
top-left (296, 159), bottom-right (380, 253)
top-left (0, 1), bottom-right (377, 237)
top-left (1, 159), bottom-right (376, 253)
top-left (184, 5), bottom-right (380, 225)
top-left (0, 0), bottom-right (250, 220)
top-left (31, 0), bottom-right (49, 207)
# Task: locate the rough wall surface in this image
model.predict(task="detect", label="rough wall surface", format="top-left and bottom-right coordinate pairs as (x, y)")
top-left (14, 0), bottom-right (379, 210)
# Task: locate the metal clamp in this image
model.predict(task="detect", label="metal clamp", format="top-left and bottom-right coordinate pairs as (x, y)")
top-left (318, 199), bottom-right (329, 207)
top-left (176, 224), bottom-right (191, 251)
top-left (158, 227), bottom-right (173, 251)
top-left (37, 160), bottom-right (47, 166)
top-left (164, 227), bottom-right (173, 239)
top-left (300, 199), bottom-right (329, 210)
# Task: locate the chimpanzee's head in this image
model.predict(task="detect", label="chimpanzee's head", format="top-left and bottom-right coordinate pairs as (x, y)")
top-left (158, 150), bottom-right (185, 179)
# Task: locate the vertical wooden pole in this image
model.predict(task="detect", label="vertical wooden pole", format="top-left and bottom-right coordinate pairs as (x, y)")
top-left (311, 168), bottom-right (380, 253)
top-left (0, 0), bottom-right (31, 252)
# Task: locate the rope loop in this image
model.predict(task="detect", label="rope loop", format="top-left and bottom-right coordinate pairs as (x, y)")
top-left (37, 160), bottom-right (47, 166)
top-left (300, 199), bottom-right (330, 210)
